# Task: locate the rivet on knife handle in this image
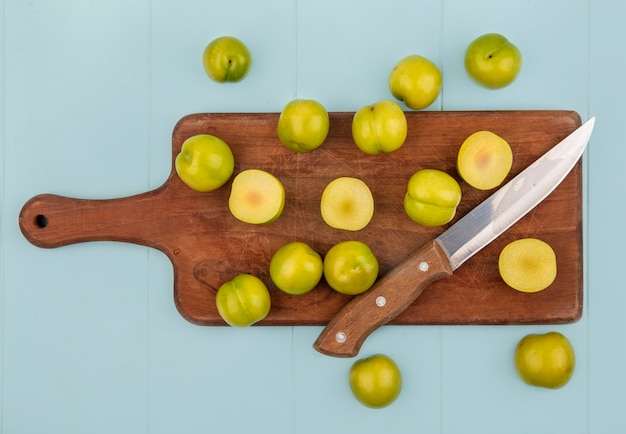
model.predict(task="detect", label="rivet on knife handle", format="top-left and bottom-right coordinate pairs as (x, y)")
top-left (313, 240), bottom-right (453, 358)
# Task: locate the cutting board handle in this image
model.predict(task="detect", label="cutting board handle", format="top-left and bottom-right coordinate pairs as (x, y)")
top-left (19, 192), bottom-right (164, 249)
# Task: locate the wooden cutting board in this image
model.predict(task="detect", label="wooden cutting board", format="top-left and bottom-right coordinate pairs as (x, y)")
top-left (19, 110), bottom-right (583, 326)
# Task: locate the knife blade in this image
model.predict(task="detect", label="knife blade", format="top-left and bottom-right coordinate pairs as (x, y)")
top-left (313, 117), bottom-right (595, 358)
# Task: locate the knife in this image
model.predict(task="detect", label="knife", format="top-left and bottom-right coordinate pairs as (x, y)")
top-left (313, 117), bottom-right (595, 358)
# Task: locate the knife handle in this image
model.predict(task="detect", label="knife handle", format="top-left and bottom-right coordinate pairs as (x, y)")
top-left (313, 240), bottom-right (453, 358)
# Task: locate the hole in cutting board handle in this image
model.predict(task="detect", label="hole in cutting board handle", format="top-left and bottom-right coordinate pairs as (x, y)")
top-left (34, 214), bottom-right (48, 228)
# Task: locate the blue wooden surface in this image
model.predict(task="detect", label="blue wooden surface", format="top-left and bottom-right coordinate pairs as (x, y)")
top-left (1, 0), bottom-right (625, 432)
